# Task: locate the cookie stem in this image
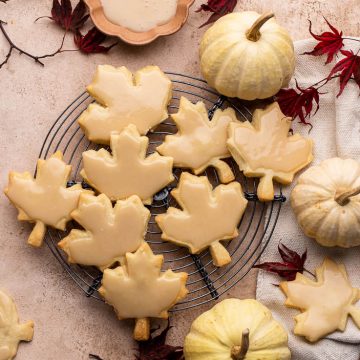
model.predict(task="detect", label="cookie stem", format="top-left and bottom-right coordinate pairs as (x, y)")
top-left (28, 221), bottom-right (46, 247)
top-left (18, 320), bottom-right (35, 341)
top-left (257, 175), bottom-right (275, 202)
top-left (210, 241), bottom-right (231, 267)
top-left (212, 159), bottom-right (235, 183)
top-left (349, 303), bottom-right (360, 328)
top-left (134, 318), bottom-right (150, 341)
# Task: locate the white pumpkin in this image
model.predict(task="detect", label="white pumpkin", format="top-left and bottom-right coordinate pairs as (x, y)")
top-left (199, 11), bottom-right (295, 100)
top-left (291, 157), bottom-right (360, 248)
top-left (184, 298), bottom-right (291, 360)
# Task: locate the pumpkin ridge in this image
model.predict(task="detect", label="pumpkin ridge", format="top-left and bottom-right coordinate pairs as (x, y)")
top-left (201, 32), bottom-right (243, 65)
top-left (258, 40), bottom-right (285, 95)
top-left (310, 205), bottom-right (340, 245)
top-left (297, 170), bottom-right (335, 187)
top-left (262, 33), bottom-right (295, 84)
top-left (320, 158), bottom-right (347, 187)
top-left (233, 52), bottom-right (251, 98)
top-left (344, 159), bottom-right (360, 186)
top-left (296, 206), bottom-right (327, 238)
top-left (351, 204), bottom-right (360, 232)
top-left (292, 184), bottom-right (334, 208)
top-left (213, 43), bottom-right (249, 96)
top-left (246, 315), bottom-right (281, 349)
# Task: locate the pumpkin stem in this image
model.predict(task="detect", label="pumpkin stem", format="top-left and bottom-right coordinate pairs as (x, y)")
top-left (335, 185), bottom-right (360, 206)
top-left (246, 12), bottom-right (275, 42)
top-left (231, 328), bottom-right (250, 360)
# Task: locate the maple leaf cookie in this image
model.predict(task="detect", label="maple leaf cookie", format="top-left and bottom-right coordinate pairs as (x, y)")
top-left (4, 151), bottom-right (91, 247)
top-left (0, 289), bottom-right (34, 360)
top-left (156, 172), bottom-right (248, 267)
top-left (81, 125), bottom-right (174, 204)
top-left (280, 258), bottom-right (360, 342)
top-left (99, 242), bottom-right (188, 341)
top-left (227, 102), bottom-right (313, 201)
top-left (78, 65), bottom-right (172, 144)
top-left (157, 97), bottom-right (240, 183)
top-left (58, 193), bottom-right (150, 270)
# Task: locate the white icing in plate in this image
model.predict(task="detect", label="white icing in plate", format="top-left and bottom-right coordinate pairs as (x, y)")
top-left (100, 0), bottom-right (178, 32)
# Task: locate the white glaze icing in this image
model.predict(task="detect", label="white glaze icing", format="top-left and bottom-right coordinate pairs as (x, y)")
top-left (99, 243), bottom-right (188, 319)
top-left (78, 65), bottom-right (172, 144)
top-left (101, 0), bottom-right (178, 32)
top-left (4, 152), bottom-right (90, 246)
top-left (81, 125), bottom-right (174, 204)
top-left (228, 102), bottom-right (313, 201)
top-left (280, 258), bottom-right (360, 342)
top-left (157, 97), bottom-right (238, 183)
top-left (156, 172), bottom-right (247, 255)
top-left (59, 193), bottom-right (150, 270)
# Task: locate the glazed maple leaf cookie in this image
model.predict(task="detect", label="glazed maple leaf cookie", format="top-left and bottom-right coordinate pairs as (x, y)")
top-left (58, 193), bottom-right (150, 270)
top-left (156, 172), bottom-right (248, 267)
top-left (0, 289), bottom-right (34, 360)
top-left (227, 102), bottom-right (313, 201)
top-left (280, 258), bottom-right (360, 342)
top-left (78, 65), bottom-right (172, 144)
top-left (4, 151), bottom-right (91, 247)
top-left (157, 97), bottom-right (239, 183)
top-left (81, 125), bottom-right (174, 204)
top-left (99, 242), bottom-right (188, 341)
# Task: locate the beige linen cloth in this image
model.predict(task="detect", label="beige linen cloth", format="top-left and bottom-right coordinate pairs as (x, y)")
top-left (256, 38), bottom-right (360, 359)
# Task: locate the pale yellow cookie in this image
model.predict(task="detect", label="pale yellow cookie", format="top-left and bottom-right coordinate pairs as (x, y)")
top-left (58, 193), bottom-right (150, 270)
top-left (157, 97), bottom-right (239, 183)
top-left (78, 65), bottom-right (172, 144)
top-left (280, 258), bottom-right (360, 342)
top-left (4, 151), bottom-right (92, 247)
top-left (81, 125), bottom-right (174, 204)
top-left (0, 289), bottom-right (34, 360)
top-left (99, 242), bottom-right (188, 341)
top-left (156, 172), bottom-right (248, 267)
top-left (227, 102), bottom-right (313, 201)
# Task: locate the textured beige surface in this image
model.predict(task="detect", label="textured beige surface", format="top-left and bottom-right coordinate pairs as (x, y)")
top-left (0, 1), bottom-right (358, 359)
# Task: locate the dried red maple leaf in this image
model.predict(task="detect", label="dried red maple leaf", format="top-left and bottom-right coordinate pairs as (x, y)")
top-left (354, 57), bottom-right (360, 85)
top-left (327, 49), bottom-right (360, 96)
top-left (303, 18), bottom-right (344, 64)
top-left (254, 243), bottom-right (307, 281)
top-left (196, 0), bottom-right (237, 28)
top-left (37, 0), bottom-right (89, 32)
top-left (74, 27), bottom-right (117, 54)
top-left (275, 80), bottom-right (321, 127)
top-left (136, 321), bottom-right (184, 360)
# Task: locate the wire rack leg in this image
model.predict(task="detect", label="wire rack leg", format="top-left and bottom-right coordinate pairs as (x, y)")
top-left (86, 274), bottom-right (103, 297)
top-left (191, 254), bottom-right (219, 300)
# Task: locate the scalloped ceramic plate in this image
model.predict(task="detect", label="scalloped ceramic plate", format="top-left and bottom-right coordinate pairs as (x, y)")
top-left (84, 0), bottom-right (195, 45)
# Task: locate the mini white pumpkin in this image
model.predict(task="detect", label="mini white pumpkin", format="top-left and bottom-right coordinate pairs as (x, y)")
top-left (291, 157), bottom-right (360, 248)
top-left (184, 298), bottom-right (291, 360)
top-left (199, 11), bottom-right (295, 100)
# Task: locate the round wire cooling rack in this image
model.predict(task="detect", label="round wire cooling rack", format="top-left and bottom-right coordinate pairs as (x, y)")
top-left (38, 72), bottom-right (286, 312)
